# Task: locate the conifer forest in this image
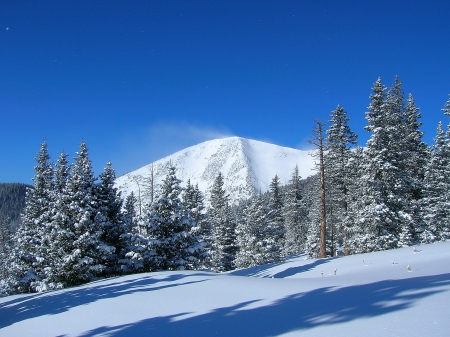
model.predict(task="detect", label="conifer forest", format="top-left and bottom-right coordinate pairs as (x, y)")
top-left (1, 77), bottom-right (449, 296)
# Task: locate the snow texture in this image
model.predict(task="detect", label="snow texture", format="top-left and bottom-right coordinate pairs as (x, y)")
top-left (115, 137), bottom-right (314, 205)
top-left (1, 241), bottom-right (449, 336)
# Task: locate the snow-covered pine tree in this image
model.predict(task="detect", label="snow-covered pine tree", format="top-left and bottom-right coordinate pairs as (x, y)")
top-left (147, 166), bottom-right (204, 271)
top-left (182, 180), bottom-right (209, 266)
top-left (62, 141), bottom-right (113, 285)
top-left (235, 194), bottom-right (267, 268)
top-left (123, 191), bottom-right (137, 230)
top-left (266, 175), bottom-right (285, 259)
top-left (95, 161), bottom-right (125, 275)
top-left (39, 151), bottom-right (73, 290)
top-left (282, 166), bottom-right (308, 256)
top-left (342, 146), bottom-right (368, 254)
top-left (10, 140), bottom-right (54, 292)
top-left (357, 77), bottom-right (424, 251)
top-left (302, 174), bottom-right (321, 258)
top-left (119, 191), bottom-right (146, 273)
top-left (357, 78), bottom-right (399, 251)
top-left (421, 119), bottom-right (450, 242)
top-left (208, 173), bottom-right (237, 272)
top-left (325, 105), bottom-right (358, 256)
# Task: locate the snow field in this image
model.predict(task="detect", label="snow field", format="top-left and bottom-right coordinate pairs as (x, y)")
top-left (1, 241), bottom-right (449, 337)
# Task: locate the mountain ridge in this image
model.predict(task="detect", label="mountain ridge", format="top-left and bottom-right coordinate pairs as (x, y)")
top-left (115, 137), bottom-right (315, 204)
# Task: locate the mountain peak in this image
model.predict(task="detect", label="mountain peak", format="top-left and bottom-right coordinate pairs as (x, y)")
top-left (115, 137), bottom-right (314, 204)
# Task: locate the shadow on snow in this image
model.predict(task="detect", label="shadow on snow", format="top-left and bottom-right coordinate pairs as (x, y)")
top-left (76, 272), bottom-right (450, 337)
top-left (228, 256), bottom-right (331, 279)
top-left (0, 272), bottom-right (208, 329)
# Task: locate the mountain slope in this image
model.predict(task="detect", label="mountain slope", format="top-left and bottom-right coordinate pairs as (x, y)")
top-left (115, 137), bottom-right (314, 204)
top-left (1, 241), bottom-right (449, 336)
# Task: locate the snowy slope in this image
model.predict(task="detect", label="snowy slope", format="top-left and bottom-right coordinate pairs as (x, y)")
top-left (115, 137), bottom-right (314, 204)
top-left (1, 241), bottom-right (449, 337)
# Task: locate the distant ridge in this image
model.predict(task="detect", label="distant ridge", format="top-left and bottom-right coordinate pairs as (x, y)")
top-left (115, 137), bottom-right (315, 204)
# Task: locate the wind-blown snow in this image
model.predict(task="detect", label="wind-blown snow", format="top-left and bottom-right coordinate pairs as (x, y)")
top-left (115, 137), bottom-right (315, 204)
top-left (1, 241), bottom-right (449, 336)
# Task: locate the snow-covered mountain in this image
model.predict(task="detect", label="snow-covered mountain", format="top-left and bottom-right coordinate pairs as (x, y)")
top-left (115, 137), bottom-right (315, 204)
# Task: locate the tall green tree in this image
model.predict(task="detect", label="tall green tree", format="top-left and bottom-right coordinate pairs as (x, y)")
top-left (208, 173), bottom-right (236, 272)
top-left (325, 105), bottom-right (358, 255)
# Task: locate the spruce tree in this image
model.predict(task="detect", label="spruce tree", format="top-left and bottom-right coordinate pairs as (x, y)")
top-left (208, 173), bottom-right (237, 272)
top-left (325, 105), bottom-right (358, 255)
top-left (11, 140), bottom-right (54, 292)
top-left (182, 180), bottom-right (209, 266)
top-left (235, 194), bottom-right (270, 268)
top-left (95, 161), bottom-right (125, 275)
top-left (282, 166), bottom-right (308, 256)
top-left (266, 175), bottom-right (285, 259)
top-left (421, 120), bottom-right (450, 242)
top-left (62, 141), bottom-right (112, 285)
top-left (147, 166), bottom-right (204, 271)
top-left (357, 77), bottom-right (425, 251)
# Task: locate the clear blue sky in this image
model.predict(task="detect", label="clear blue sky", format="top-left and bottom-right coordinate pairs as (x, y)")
top-left (1, 1), bottom-right (449, 184)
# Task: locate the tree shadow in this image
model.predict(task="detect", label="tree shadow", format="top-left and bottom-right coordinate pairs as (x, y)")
top-left (0, 272), bottom-right (209, 329)
top-left (76, 273), bottom-right (450, 337)
top-left (228, 256), bottom-right (331, 279)
top-left (271, 258), bottom-right (333, 278)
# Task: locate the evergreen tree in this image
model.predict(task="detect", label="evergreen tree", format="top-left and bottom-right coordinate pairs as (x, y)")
top-left (123, 192), bottom-right (137, 230)
top-left (208, 173), bottom-right (237, 272)
top-left (325, 105), bottom-right (358, 255)
top-left (146, 166), bottom-right (204, 271)
top-left (282, 166), bottom-right (308, 256)
top-left (235, 194), bottom-right (270, 268)
top-left (40, 151), bottom-right (73, 290)
top-left (357, 77), bottom-right (424, 251)
top-left (95, 162), bottom-right (125, 275)
top-left (421, 120), bottom-right (450, 242)
top-left (10, 140), bottom-right (54, 292)
top-left (182, 180), bottom-right (210, 266)
top-left (266, 175), bottom-right (285, 258)
top-left (61, 141), bottom-right (112, 285)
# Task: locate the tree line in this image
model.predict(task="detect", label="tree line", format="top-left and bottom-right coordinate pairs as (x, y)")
top-left (1, 76), bottom-right (449, 296)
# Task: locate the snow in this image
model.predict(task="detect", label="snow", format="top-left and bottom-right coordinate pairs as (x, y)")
top-left (1, 241), bottom-right (449, 336)
top-left (115, 137), bottom-right (315, 205)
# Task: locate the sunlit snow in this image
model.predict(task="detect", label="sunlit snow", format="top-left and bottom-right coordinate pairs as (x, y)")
top-left (1, 241), bottom-right (449, 336)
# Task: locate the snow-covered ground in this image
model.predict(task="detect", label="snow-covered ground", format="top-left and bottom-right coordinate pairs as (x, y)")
top-left (1, 241), bottom-right (449, 337)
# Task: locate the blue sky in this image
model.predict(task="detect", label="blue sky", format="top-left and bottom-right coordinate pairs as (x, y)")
top-left (1, 1), bottom-right (449, 184)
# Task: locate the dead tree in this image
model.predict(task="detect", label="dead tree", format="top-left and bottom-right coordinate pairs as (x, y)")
top-left (309, 120), bottom-right (327, 258)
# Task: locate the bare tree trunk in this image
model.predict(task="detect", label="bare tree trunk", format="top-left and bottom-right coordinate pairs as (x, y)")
top-left (329, 205), bottom-right (334, 257)
top-left (310, 120), bottom-right (327, 258)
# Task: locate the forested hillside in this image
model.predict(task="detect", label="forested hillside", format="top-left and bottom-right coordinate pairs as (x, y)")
top-left (0, 183), bottom-right (30, 230)
top-left (1, 77), bottom-right (449, 299)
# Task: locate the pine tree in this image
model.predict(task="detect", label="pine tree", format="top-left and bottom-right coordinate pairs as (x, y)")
top-left (266, 175), bottom-right (285, 259)
top-left (146, 166), bottom-right (204, 271)
top-left (40, 151), bottom-right (73, 290)
top-left (325, 105), bottom-right (358, 255)
top-left (61, 141), bottom-right (112, 285)
top-left (124, 192), bottom-right (137, 230)
top-left (182, 180), bottom-right (209, 266)
top-left (95, 162), bottom-right (125, 275)
top-left (282, 166), bottom-right (308, 256)
top-left (235, 194), bottom-right (269, 268)
top-left (208, 173), bottom-right (237, 272)
top-left (421, 120), bottom-right (450, 242)
top-left (10, 140), bottom-right (54, 292)
top-left (357, 77), bottom-right (424, 251)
